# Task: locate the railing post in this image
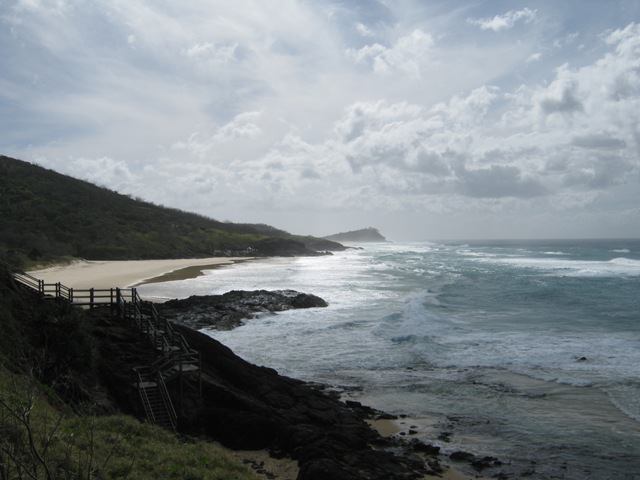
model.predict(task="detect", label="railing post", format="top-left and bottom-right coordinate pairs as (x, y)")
top-left (198, 356), bottom-right (202, 397)
top-left (69, 288), bottom-right (73, 303)
top-left (116, 288), bottom-right (121, 317)
top-left (39, 279), bottom-right (44, 295)
top-left (90, 288), bottom-right (94, 310)
top-left (56, 282), bottom-right (60, 298)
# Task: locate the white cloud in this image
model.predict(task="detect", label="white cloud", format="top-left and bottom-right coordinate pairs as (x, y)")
top-left (468, 8), bottom-right (537, 32)
top-left (184, 42), bottom-right (239, 64)
top-left (36, 156), bottom-right (135, 192)
top-left (553, 31), bottom-right (579, 49)
top-left (172, 111), bottom-right (263, 157)
top-left (3, 2), bottom-right (640, 237)
top-left (527, 52), bottom-right (542, 62)
top-left (346, 29), bottom-right (434, 77)
top-left (355, 22), bottom-right (374, 37)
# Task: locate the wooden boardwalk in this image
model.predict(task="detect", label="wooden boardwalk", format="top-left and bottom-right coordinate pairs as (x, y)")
top-left (12, 271), bottom-right (201, 431)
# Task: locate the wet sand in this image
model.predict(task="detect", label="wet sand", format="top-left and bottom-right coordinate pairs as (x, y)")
top-left (369, 417), bottom-right (487, 480)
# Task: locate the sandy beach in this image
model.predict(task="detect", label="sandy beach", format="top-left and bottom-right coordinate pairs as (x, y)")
top-left (27, 257), bottom-right (252, 289)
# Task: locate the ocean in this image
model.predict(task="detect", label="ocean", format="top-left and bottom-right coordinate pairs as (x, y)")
top-left (138, 239), bottom-right (640, 479)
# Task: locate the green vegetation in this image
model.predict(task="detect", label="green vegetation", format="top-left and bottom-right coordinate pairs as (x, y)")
top-left (0, 264), bottom-right (257, 480)
top-left (0, 368), bottom-right (258, 480)
top-left (0, 155), bottom-right (342, 269)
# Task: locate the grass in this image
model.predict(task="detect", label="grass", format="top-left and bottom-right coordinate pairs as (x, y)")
top-left (0, 367), bottom-right (259, 480)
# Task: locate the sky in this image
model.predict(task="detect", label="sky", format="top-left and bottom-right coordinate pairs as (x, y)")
top-left (2, 0), bottom-right (640, 240)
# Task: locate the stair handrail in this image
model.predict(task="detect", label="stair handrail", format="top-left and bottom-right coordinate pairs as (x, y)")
top-left (133, 367), bottom-right (156, 424)
top-left (156, 371), bottom-right (177, 430)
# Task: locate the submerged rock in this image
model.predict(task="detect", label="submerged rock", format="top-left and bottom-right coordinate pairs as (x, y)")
top-left (159, 289), bottom-right (328, 330)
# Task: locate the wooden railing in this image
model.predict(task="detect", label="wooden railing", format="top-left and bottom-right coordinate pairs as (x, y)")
top-left (12, 271), bottom-right (137, 307)
top-left (12, 271), bottom-right (202, 429)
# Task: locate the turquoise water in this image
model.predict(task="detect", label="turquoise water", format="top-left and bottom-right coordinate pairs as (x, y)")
top-left (139, 240), bottom-right (640, 479)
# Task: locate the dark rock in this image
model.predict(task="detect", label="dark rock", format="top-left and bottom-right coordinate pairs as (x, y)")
top-left (493, 473), bottom-right (510, 479)
top-left (471, 456), bottom-right (502, 471)
top-left (171, 324), bottom-right (429, 480)
top-left (251, 237), bottom-right (320, 256)
top-left (377, 412), bottom-right (398, 420)
top-left (450, 451), bottom-right (476, 462)
top-left (576, 356), bottom-right (588, 362)
top-left (88, 302), bottom-right (430, 480)
top-left (408, 439), bottom-right (440, 455)
top-left (159, 290), bottom-right (328, 329)
top-left (425, 459), bottom-right (444, 475)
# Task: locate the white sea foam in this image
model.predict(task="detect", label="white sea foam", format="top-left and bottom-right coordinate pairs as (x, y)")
top-left (475, 256), bottom-right (640, 277)
top-left (606, 384), bottom-right (640, 422)
top-left (139, 241), bottom-right (640, 475)
top-left (611, 248), bottom-right (631, 253)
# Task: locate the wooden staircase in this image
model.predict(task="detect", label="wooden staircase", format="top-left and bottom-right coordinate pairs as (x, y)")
top-left (12, 271), bottom-right (201, 431)
top-left (134, 367), bottom-right (177, 430)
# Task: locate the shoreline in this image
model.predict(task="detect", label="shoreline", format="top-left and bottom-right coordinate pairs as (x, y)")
top-left (23, 256), bottom-right (491, 479)
top-left (132, 257), bottom-right (256, 286)
top-left (367, 415), bottom-right (484, 480)
top-left (27, 256), bottom-right (255, 290)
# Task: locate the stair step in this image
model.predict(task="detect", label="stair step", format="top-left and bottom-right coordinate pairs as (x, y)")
top-left (167, 364), bottom-right (199, 373)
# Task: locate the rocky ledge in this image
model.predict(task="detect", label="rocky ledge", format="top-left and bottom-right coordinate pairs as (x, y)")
top-left (159, 290), bottom-right (328, 330)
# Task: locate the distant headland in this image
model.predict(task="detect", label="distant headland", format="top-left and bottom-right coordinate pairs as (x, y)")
top-left (323, 227), bottom-right (387, 243)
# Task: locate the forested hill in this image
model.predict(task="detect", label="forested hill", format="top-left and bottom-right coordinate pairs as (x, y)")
top-left (0, 155), bottom-right (344, 267)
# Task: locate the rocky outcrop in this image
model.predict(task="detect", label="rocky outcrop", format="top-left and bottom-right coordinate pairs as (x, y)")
top-left (324, 227), bottom-right (387, 243)
top-left (159, 290), bottom-right (328, 330)
top-left (174, 325), bottom-right (432, 480)
top-left (89, 307), bottom-right (434, 480)
top-left (297, 236), bottom-right (347, 252)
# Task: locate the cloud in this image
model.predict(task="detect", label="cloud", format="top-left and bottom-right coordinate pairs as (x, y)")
top-left (171, 111), bottom-right (263, 157)
top-left (183, 42), bottom-right (239, 64)
top-left (346, 29), bottom-right (434, 77)
top-left (536, 66), bottom-right (584, 115)
top-left (526, 52), bottom-right (542, 63)
top-left (2, 2), bottom-right (640, 237)
top-left (468, 8), bottom-right (537, 32)
top-left (456, 165), bottom-right (547, 198)
top-left (571, 133), bottom-right (626, 150)
top-left (355, 22), bottom-right (374, 37)
top-left (553, 32), bottom-right (579, 49)
top-left (35, 155), bottom-right (135, 191)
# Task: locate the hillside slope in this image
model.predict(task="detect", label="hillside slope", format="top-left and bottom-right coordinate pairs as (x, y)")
top-left (0, 155), bottom-right (343, 267)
